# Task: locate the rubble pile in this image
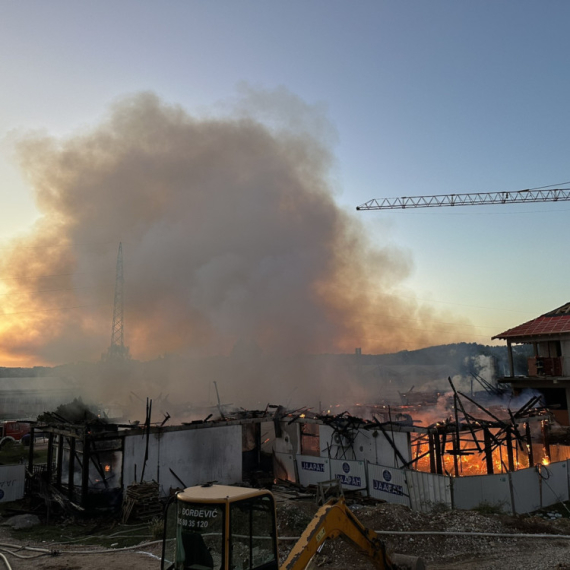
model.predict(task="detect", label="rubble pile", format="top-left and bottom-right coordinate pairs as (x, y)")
top-left (276, 497), bottom-right (570, 570)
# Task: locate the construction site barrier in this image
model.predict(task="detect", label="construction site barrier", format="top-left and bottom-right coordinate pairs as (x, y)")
top-left (291, 454), bottom-right (570, 515)
top-left (367, 463), bottom-right (411, 507)
top-left (500, 466), bottom-right (540, 514)
top-left (406, 469), bottom-right (452, 512)
top-left (0, 465), bottom-right (25, 503)
top-left (539, 461), bottom-right (569, 507)
top-left (330, 459), bottom-right (367, 494)
top-left (296, 455), bottom-right (330, 488)
top-left (452, 472), bottom-right (512, 513)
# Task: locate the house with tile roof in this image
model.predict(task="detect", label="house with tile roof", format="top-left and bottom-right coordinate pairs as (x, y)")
top-left (493, 302), bottom-right (570, 425)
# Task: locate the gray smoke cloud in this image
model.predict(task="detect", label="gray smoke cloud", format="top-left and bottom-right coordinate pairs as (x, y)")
top-left (0, 88), bottom-right (473, 383)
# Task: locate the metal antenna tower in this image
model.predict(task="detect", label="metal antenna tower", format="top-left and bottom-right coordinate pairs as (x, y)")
top-left (103, 242), bottom-right (130, 362)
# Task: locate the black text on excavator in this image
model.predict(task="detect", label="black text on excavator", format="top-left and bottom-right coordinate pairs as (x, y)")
top-left (160, 484), bottom-right (424, 570)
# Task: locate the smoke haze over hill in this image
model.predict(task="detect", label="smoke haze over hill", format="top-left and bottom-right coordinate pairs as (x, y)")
top-left (0, 89), bottom-right (474, 368)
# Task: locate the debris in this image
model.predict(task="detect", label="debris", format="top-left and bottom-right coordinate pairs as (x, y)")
top-left (2, 514), bottom-right (41, 529)
top-left (122, 481), bottom-right (161, 523)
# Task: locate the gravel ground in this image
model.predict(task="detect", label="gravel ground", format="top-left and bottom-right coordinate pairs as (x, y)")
top-left (277, 499), bottom-right (570, 569)
top-left (2, 499), bottom-right (570, 569)
top-left (0, 524), bottom-right (161, 570)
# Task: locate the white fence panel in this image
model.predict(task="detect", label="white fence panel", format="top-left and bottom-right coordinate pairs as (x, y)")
top-left (297, 455), bottom-right (330, 487)
top-left (406, 470), bottom-right (452, 512)
top-left (510, 466), bottom-right (541, 514)
top-left (0, 465), bottom-right (25, 502)
top-left (273, 452), bottom-right (296, 483)
top-left (453, 473), bottom-right (512, 513)
top-left (540, 461), bottom-right (569, 508)
top-left (330, 459), bottom-right (367, 493)
top-left (368, 463), bottom-right (410, 507)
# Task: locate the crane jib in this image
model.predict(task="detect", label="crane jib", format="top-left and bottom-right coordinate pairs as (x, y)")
top-left (356, 188), bottom-right (570, 210)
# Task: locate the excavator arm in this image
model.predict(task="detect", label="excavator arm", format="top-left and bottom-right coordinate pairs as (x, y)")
top-left (280, 497), bottom-right (423, 570)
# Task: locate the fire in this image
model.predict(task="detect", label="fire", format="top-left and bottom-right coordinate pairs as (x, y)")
top-left (104, 464), bottom-right (111, 473)
top-left (413, 429), bottom-right (531, 476)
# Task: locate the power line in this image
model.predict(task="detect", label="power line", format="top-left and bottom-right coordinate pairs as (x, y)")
top-left (0, 285), bottom-right (100, 298)
top-left (0, 303), bottom-right (111, 316)
top-left (0, 240), bottom-right (122, 251)
top-left (0, 268), bottom-right (114, 282)
top-left (386, 293), bottom-right (537, 315)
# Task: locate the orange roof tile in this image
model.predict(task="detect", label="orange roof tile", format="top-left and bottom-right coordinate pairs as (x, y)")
top-left (493, 302), bottom-right (570, 340)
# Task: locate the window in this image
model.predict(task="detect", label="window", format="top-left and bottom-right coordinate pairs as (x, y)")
top-left (229, 495), bottom-right (277, 570)
top-left (176, 502), bottom-right (224, 570)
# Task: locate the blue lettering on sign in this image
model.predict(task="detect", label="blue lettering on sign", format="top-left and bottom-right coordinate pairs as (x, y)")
top-left (373, 479), bottom-right (403, 496)
top-left (301, 461), bottom-right (325, 472)
top-left (335, 474), bottom-right (362, 487)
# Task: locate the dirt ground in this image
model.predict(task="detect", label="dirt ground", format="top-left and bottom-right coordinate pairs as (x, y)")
top-left (0, 524), bottom-right (162, 569)
top-left (2, 499), bottom-right (570, 569)
top-left (277, 499), bottom-right (570, 570)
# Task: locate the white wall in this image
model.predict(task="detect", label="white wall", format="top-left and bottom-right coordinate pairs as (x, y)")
top-left (319, 425), bottom-right (410, 467)
top-left (274, 423), bottom-right (300, 454)
top-left (123, 425), bottom-right (242, 496)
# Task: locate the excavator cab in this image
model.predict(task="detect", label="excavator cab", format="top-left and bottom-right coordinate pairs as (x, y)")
top-left (162, 483), bottom-right (424, 570)
top-left (161, 484), bottom-right (279, 570)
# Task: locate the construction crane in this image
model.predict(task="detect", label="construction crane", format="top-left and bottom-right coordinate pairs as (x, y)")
top-left (356, 187), bottom-right (570, 211)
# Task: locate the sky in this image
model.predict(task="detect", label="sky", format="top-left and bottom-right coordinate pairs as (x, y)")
top-left (1, 1), bottom-right (570, 364)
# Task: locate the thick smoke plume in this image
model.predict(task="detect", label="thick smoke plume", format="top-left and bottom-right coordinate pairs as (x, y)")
top-left (0, 90), bottom-right (472, 376)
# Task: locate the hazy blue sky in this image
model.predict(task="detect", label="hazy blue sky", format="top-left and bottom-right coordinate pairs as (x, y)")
top-left (1, 1), bottom-right (569, 352)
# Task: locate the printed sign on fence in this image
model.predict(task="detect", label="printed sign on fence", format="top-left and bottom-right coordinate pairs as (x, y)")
top-left (330, 459), bottom-right (367, 492)
top-left (368, 463), bottom-right (410, 506)
top-left (296, 455), bottom-right (330, 487)
top-left (0, 465), bottom-right (25, 503)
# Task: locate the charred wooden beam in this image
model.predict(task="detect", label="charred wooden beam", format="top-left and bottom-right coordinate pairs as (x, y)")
top-left (56, 434), bottom-right (64, 487)
top-left (428, 433), bottom-right (436, 474)
top-left (457, 390), bottom-right (507, 426)
top-left (525, 422), bottom-right (534, 466)
top-left (375, 420), bottom-right (408, 468)
top-left (483, 428), bottom-right (494, 474)
top-left (506, 427), bottom-right (515, 472)
top-left (542, 421), bottom-right (551, 463)
top-left (68, 437), bottom-right (76, 500)
top-left (433, 431), bottom-right (443, 475)
top-left (448, 378), bottom-right (483, 452)
top-left (81, 432), bottom-right (90, 508)
top-left (46, 432), bottom-right (54, 484)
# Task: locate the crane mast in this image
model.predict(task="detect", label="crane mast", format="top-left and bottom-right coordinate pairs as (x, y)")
top-left (356, 188), bottom-right (570, 211)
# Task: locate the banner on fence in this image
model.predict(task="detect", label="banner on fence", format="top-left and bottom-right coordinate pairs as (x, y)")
top-left (297, 455), bottom-right (330, 487)
top-left (368, 463), bottom-right (410, 507)
top-left (0, 465), bottom-right (25, 502)
top-left (330, 459), bottom-right (367, 493)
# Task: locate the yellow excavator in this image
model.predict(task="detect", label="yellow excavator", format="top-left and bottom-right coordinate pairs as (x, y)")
top-left (160, 483), bottom-right (424, 570)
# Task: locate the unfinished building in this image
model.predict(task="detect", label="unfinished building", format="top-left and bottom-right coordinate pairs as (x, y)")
top-left (494, 301), bottom-right (570, 425)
